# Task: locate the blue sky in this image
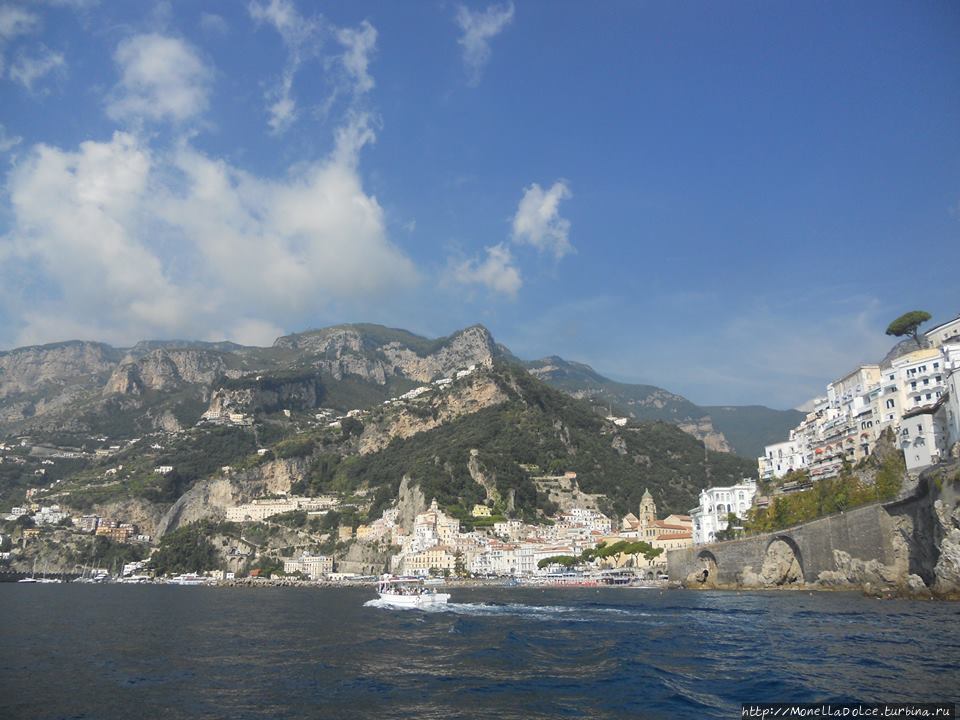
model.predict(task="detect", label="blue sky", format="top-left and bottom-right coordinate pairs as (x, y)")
top-left (0, 0), bottom-right (958, 409)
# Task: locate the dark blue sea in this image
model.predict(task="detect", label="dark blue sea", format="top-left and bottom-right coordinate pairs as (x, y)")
top-left (1, 585), bottom-right (958, 719)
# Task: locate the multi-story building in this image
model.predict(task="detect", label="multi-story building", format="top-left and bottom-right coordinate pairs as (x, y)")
top-left (690, 479), bottom-right (757, 544)
top-left (225, 495), bottom-right (338, 523)
top-left (758, 439), bottom-right (806, 481)
top-left (760, 316), bottom-right (960, 479)
top-left (402, 545), bottom-right (457, 576)
top-left (283, 554), bottom-right (333, 579)
top-left (899, 399), bottom-right (949, 470)
top-left (78, 515), bottom-right (100, 532)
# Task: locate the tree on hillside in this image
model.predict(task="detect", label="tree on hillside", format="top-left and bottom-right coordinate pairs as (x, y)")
top-left (885, 311), bottom-right (932, 348)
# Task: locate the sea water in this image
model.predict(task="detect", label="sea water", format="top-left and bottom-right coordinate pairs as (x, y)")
top-left (1, 584), bottom-right (958, 719)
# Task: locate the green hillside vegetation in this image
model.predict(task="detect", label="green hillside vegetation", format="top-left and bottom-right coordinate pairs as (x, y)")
top-left (742, 450), bottom-right (905, 534)
top-left (527, 356), bottom-right (804, 458)
top-left (303, 364), bottom-right (756, 519)
top-left (149, 520), bottom-right (222, 575)
top-left (537, 540), bottom-right (663, 569)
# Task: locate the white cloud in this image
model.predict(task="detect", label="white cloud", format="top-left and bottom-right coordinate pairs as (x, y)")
top-left (200, 12), bottom-right (228, 35)
top-left (249, 0), bottom-right (322, 135)
top-left (511, 180), bottom-right (573, 259)
top-left (0, 118), bottom-right (420, 347)
top-left (107, 33), bottom-right (211, 124)
top-left (9, 46), bottom-right (65, 91)
top-left (448, 243), bottom-right (522, 299)
top-left (225, 318), bottom-right (284, 347)
top-left (0, 123), bottom-right (22, 152)
top-left (336, 20), bottom-right (376, 96)
top-left (455, 2), bottom-right (514, 86)
top-left (0, 5), bottom-right (39, 40)
top-left (40, 0), bottom-right (100, 8)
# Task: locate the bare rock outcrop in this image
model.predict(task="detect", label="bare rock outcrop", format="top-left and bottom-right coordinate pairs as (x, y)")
top-left (380, 325), bottom-right (496, 383)
top-left (394, 475), bottom-right (427, 533)
top-left (760, 539), bottom-right (804, 585)
top-left (336, 541), bottom-right (391, 575)
top-left (358, 373), bottom-right (509, 454)
top-left (154, 458), bottom-right (307, 536)
top-left (274, 325), bottom-right (497, 385)
top-left (676, 417), bottom-right (732, 453)
top-left (816, 550), bottom-right (903, 589)
top-left (932, 500), bottom-right (960, 596)
top-left (0, 341), bottom-right (118, 399)
top-left (103, 349), bottom-right (238, 396)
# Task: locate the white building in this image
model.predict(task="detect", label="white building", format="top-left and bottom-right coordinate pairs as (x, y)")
top-left (225, 495), bottom-right (337, 523)
top-left (283, 554), bottom-right (333, 579)
top-left (690, 479), bottom-right (757, 545)
top-left (758, 439), bottom-right (806, 481)
top-left (34, 505), bottom-right (68, 525)
top-left (760, 318), bottom-right (960, 481)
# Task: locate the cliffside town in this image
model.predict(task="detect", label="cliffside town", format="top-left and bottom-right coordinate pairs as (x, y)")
top-left (3, 318), bottom-right (959, 596)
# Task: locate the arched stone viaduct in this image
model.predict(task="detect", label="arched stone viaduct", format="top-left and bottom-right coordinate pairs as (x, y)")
top-left (667, 502), bottom-right (900, 586)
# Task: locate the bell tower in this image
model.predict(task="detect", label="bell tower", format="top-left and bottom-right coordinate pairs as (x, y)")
top-left (638, 488), bottom-right (657, 537)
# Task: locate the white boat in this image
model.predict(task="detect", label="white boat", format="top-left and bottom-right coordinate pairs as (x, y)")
top-left (168, 573), bottom-right (213, 586)
top-left (376, 576), bottom-right (450, 608)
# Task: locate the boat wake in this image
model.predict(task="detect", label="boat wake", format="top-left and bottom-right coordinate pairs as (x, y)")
top-left (364, 599), bottom-right (645, 621)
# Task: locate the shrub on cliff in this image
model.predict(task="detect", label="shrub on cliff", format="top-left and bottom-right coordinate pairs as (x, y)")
top-left (149, 521), bottom-right (221, 575)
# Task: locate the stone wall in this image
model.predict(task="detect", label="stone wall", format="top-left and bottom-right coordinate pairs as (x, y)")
top-left (668, 464), bottom-right (960, 597)
top-left (667, 503), bottom-right (899, 587)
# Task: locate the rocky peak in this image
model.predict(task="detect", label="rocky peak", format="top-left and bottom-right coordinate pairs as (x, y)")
top-left (272, 323), bottom-right (498, 385)
top-left (0, 341), bottom-right (120, 399)
top-left (103, 348), bottom-right (237, 396)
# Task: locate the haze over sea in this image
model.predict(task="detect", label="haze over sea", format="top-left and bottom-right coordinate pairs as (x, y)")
top-left (2, 585), bottom-right (958, 720)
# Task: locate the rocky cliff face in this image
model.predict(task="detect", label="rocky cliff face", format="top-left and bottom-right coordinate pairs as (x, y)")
top-left (0, 341), bottom-right (120, 399)
top-left (203, 375), bottom-right (321, 416)
top-left (676, 417), bottom-right (732, 453)
top-left (103, 348), bottom-right (239, 396)
top-left (358, 372), bottom-right (509, 454)
top-left (274, 324), bottom-right (497, 385)
top-left (155, 458), bottom-right (308, 536)
top-left (380, 325), bottom-right (497, 383)
top-left (394, 475), bottom-right (427, 533)
top-left (891, 462), bottom-right (960, 598)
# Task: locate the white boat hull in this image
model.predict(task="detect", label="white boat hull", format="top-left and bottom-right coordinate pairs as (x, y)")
top-left (377, 591), bottom-right (450, 608)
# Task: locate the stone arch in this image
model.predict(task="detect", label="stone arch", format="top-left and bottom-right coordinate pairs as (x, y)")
top-left (695, 550), bottom-right (719, 584)
top-left (761, 535), bottom-right (805, 586)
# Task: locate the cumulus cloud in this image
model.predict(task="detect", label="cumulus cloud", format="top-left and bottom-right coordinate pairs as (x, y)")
top-left (0, 117), bottom-right (420, 347)
top-left (107, 33), bottom-right (211, 124)
top-left (511, 180), bottom-right (573, 259)
top-left (448, 243), bottom-right (522, 299)
top-left (455, 2), bottom-right (514, 86)
top-left (9, 46), bottom-right (65, 91)
top-left (249, 0), bottom-right (322, 134)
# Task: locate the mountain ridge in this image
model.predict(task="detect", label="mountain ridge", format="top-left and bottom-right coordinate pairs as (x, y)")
top-left (0, 323), bottom-right (799, 458)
